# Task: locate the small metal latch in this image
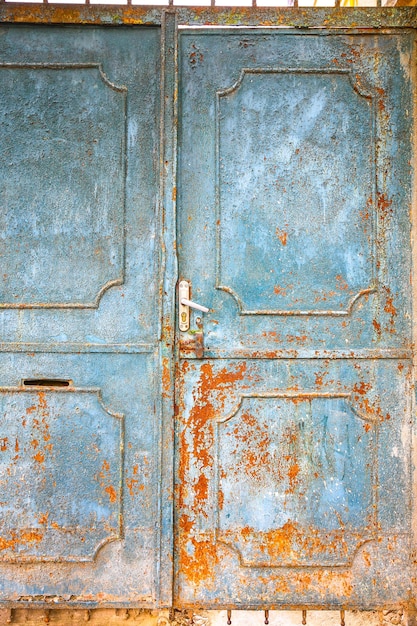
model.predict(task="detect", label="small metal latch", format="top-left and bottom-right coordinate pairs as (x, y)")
top-left (179, 280), bottom-right (209, 331)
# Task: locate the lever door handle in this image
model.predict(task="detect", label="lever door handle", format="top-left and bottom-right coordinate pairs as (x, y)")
top-left (180, 298), bottom-right (209, 313)
top-left (179, 280), bottom-right (209, 331)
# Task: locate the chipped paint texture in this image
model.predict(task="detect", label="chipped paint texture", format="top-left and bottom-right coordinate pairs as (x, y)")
top-left (176, 360), bottom-right (412, 607)
top-left (0, 388), bottom-right (122, 561)
top-left (176, 31), bottom-right (414, 609)
top-left (178, 32), bottom-right (413, 358)
top-left (0, 5), bottom-right (416, 28)
top-left (0, 14), bottom-right (415, 614)
top-left (0, 25), bottom-right (167, 607)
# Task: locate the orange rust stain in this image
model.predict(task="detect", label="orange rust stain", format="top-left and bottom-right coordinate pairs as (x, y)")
top-left (295, 573), bottom-right (313, 590)
top-left (382, 286), bottom-right (397, 334)
top-left (234, 522), bottom-right (351, 563)
top-left (274, 285), bottom-right (287, 296)
top-left (287, 463), bottom-right (300, 491)
top-left (335, 275), bottom-right (348, 291)
top-left (0, 438), bottom-right (8, 452)
top-left (218, 487), bottom-right (224, 511)
top-left (372, 319), bottom-right (381, 337)
top-left (179, 513), bottom-right (194, 534)
top-left (353, 394), bottom-right (389, 422)
top-left (99, 460), bottom-right (118, 503)
top-left (38, 513), bottom-right (49, 525)
top-left (0, 530), bottom-right (43, 552)
top-left (286, 334), bottom-right (308, 345)
top-left (312, 570), bottom-right (353, 598)
top-left (282, 427), bottom-right (298, 446)
top-left (14, 438), bottom-right (19, 453)
top-left (178, 536), bottom-right (218, 588)
top-left (20, 531), bottom-right (43, 543)
top-left (271, 578), bottom-right (292, 594)
top-left (352, 381), bottom-right (371, 395)
top-left (31, 439), bottom-right (39, 449)
top-left (287, 384), bottom-right (300, 392)
top-left (127, 478), bottom-right (139, 497)
top-left (162, 356), bottom-right (171, 399)
top-left (105, 485), bottom-right (117, 503)
top-left (38, 392), bottom-right (47, 412)
top-left (229, 410), bottom-right (271, 481)
top-left (315, 372), bottom-right (324, 388)
top-left (354, 74), bottom-right (364, 91)
top-left (194, 473), bottom-right (209, 503)
top-left (172, 186), bottom-right (177, 201)
top-left (276, 228), bottom-right (288, 246)
top-left (178, 361), bottom-right (247, 586)
top-left (178, 361), bottom-right (247, 510)
top-left (363, 423), bottom-right (371, 433)
top-left (362, 549), bottom-right (371, 567)
top-left (376, 87), bottom-right (386, 113)
top-left (377, 192), bottom-right (393, 223)
top-left (33, 451), bottom-right (45, 464)
top-left (133, 464), bottom-right (139, 475)
top-left (290, 396), bottom-right (306, 405)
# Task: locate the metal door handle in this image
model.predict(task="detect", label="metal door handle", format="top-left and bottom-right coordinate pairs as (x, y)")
top-left (179, 280), bottom-right (209, 331)
top-left (180, 298), bottom-right (209, 313)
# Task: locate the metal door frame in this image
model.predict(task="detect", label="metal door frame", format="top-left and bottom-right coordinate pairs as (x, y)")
top-left (0, 5), bottom-right (416, 614)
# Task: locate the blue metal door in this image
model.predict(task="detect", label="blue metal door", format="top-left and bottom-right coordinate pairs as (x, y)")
top-left (1, 15), bottom-right (415, 613)
top-left (175, 30), bottom-right (415, 609)
top-left (0, 25), bottom-right (172, 607)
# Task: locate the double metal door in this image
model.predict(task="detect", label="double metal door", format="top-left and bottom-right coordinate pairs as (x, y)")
top-left (0, 19), bottom-right (415, 612)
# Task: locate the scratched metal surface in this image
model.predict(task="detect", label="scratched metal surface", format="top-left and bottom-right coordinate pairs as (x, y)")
top-left (175, 31), bottom-right (415, 608)
top-left (0, 26), bottom-right (170, 606)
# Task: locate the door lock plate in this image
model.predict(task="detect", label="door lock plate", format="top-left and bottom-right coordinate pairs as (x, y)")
top-left (179, 280), bottom-right (190, 331)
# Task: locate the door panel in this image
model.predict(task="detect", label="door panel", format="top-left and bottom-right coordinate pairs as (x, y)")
top-left (176, 358), bottom-right (412, 606)
top-left (0, 353), bottom-right (158, 602)
top-left (0, 26), bottom-right (167, 606)
top-left (177, 32), bottom-right (413, 358)
top-left (175, 31), bottom-right (414, 608)
top-left (0, 25), bottom-right (160, 346)
top-left (1, 64), bottom-right (126, 308)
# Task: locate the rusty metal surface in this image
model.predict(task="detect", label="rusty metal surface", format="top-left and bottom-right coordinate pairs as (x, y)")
top-left (0, 5), bottom-right (416, 28)
top-left (0, 5), bottom-right (416, 615)
top-left (0, 608), bottom-right (166, 624)
top-left (176, 359), bottom-right (413, 608)
top-left (175, 29), bottom-right (415, 608)
top-left (0, 24), bottom-right (172, 607)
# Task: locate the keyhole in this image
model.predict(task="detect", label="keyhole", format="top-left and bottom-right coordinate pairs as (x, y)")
top-left (181, 312), bottom-right (187, 323)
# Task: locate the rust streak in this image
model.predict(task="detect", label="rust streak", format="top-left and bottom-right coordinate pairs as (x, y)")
top-left (276, 228), bottom-right (288, 246)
